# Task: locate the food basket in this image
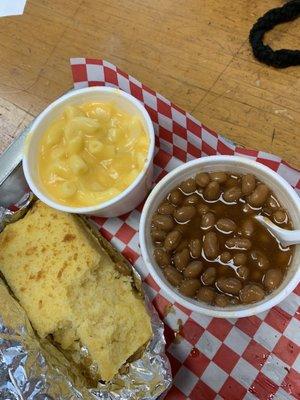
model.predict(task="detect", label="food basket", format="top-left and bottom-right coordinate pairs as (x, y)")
top-left (0, 58), bottom-right (299, 400)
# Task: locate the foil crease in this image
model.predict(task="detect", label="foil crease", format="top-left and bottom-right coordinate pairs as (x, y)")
top-left (0, 199), bottom-right (172, 400)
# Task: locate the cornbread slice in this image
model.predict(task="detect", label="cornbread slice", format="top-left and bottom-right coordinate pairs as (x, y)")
top-left (0, 201), bottom-right (152, 381)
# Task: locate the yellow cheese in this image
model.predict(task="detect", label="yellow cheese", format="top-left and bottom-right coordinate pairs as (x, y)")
top-left (37, 102), bottom-right (149, 207)
top-left (0, 201), bottom-right (152, 381)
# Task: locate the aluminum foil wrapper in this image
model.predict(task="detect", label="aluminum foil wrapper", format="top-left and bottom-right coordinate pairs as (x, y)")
top-left (0, 197), bottom-right (172, 400)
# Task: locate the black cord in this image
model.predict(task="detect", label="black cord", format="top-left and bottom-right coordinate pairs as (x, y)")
top-left (249, 0), bottom-right (300, 68)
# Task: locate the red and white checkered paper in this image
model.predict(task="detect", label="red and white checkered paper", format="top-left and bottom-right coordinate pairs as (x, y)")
top-left (71, 58), bottom-right (300, 400)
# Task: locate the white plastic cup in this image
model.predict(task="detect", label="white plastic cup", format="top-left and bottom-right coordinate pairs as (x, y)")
top-left (139, 155), bottom-right (300, 318)
top-left (23, 87), bottom-right (155, 217)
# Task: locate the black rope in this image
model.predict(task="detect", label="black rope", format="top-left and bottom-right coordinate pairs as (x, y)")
top-left (249, 0), bottom-right (300, 68)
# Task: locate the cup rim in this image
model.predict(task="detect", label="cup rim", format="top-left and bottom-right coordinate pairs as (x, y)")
top-left (22, 86), bottom-right (155, 213)
top-left (139, 155), bottom-right (300, 318)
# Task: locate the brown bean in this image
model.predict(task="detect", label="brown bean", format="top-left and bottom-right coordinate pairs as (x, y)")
top-left (151, 228), bottom-right (167, 243)
top-left (241, 218), bottom-right (255, 237)
top-left (210, 172), bottom-right (228, 183)
top-left (233, 253), bottom-right (248, 266)
top-left (203, 232), bottom-right (219, 259)
top-left (236, 266), bottom-right (250, 280)
top-left (175, 224), bottom-right (186, 234)
top-left (180, 178), bottom-right (197, 194)
top-left (152, 214), bottom-right (174, 232)
top-left (168, 189), bottom-right (183, 206)
top-left (164, 267), bottom-right (183, 287)
top-left (272, 210), bottom-right (287, 224)
top-left (247, 184), bottom-right (269, 207)
top-left (157, 202), bottom-right (175, 215)
top-left (240, 284), bottom-right (265, 304)
top-left (218, 265), bottom-right (231, 276)
top-left (265, 195), bottom-right (280, 210)
top-left (176, 239), bottom-right (189, 252)
top-left (216, 218), bottom-right (237, 233)
top-left (183, 261), bottom-right (203, 278)
top-left (225, 176), bottom-right (239, 189)
top-left (179, 279), bottom-right (201, 297)
top-left (197, 203), bottom-right (210, 215)
top-left (220, 251), bottom-right (232, 263)
top-left (263, 269), bottom-right (282, 291)
top-left (204, 182), bottom-right (221, 201)
top-left (174, 206), bottom-right (196, 223)
top-left (225, 237), bottom-right (252, 250)
top-left (154, 248), bottom-right (170, 267)
top-left (201, 266), bottom-right (217, 285)
top-left (173, 248), bottom-right (190, 271)
top-left (201, 212), bottom-right (215, 230)
top-left (215, 294), bottom-right (230, 307)
top-left (164, 230), bottom-right (182, 252)
top-left (195, 172), bottom-right (210, 188)
top-left (217, 277), bottom-right (242, 295)
top-left (250, 250), bottom-right (270, 270)
top-left (262, 206), bottom-right (272, 216)
top-left (189, 238), bottom-right (202, 259)
top-left (229, 297), bottom-right (239, 305)
top-left (223, 186), bottom-right (242, 203)
top-left (241, 174), bottom-right (256, 195)
top-left (196, 287), bottom-right (216, 304)
top-left (183, 194), bottom-right (200, 206)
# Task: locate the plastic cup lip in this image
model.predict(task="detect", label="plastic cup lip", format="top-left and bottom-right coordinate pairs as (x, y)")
top-left (22, 86), bottom-right (155, 214)
top-left (139, 155), bottom-right (300, 318)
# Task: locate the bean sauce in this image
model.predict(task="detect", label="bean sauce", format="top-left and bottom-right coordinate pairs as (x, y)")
top-left (151, 172), bottom-right (293, 306)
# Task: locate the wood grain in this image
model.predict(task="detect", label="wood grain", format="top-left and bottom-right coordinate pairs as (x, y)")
top-left (0, 0), bottom-right (299, 167)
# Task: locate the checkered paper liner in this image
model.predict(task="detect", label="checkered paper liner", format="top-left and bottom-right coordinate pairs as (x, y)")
top-left (70, 58), bottom-right (300, 400)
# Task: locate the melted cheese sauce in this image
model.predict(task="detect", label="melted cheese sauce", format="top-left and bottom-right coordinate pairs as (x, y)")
top-left (38, 102), bottom-right (149, 207)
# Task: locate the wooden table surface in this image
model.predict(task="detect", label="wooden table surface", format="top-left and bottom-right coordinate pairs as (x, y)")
top-left (0, 0), bottom-right (299, 168)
